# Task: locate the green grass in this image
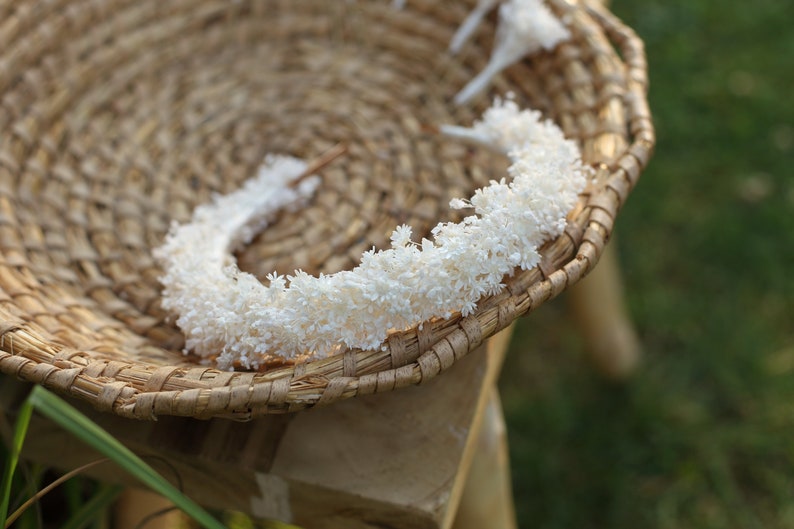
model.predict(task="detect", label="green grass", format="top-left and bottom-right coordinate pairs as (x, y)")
top-left (1, 387), bottom-right (226, 529)
top-left (500, 0), bottom-right (794, 527)
top-left (26, 387), bottom-right (226, 529)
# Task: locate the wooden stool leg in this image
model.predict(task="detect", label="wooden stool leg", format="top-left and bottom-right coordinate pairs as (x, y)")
top-left (451, 389), bottom-right (517, 529)
top-left (568, 243), bottom-right (641, 380)
top-left (114, 489), bottom-right (185, 529)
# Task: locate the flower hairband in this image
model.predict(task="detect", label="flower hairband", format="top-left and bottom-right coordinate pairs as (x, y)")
top-left (155, 0), bottom-right (584, 369)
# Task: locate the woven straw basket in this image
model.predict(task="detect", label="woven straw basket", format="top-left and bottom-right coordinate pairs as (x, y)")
top-left (0, 0), bottom-right (653, 420)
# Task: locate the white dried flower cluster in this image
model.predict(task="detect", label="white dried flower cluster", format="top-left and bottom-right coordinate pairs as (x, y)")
top-left (155, 98), bottom-right (588, 369)
top-left (454, 0), bottom-right (571, 104)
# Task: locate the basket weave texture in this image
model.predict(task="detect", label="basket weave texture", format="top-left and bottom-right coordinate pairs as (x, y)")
top-left (0, 0), bottom-right (654, 419)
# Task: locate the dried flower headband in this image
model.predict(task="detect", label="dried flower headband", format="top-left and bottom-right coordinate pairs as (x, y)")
top-left (155, 0), bottom-right (585, 369)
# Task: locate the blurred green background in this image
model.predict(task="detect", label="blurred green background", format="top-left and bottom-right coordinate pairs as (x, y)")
top-left (501, 0), bottom-right (794, 527)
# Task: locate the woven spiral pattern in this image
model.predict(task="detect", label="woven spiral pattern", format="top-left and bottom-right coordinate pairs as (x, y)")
top-left (0, 0), bottom-right (654, 419)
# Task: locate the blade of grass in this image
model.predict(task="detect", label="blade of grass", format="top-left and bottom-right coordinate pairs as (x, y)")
top-left (10, 464), bottom-right (45, 529)
top-left (4, 459), bottom-right (108, 528)
top-left (27, 387), bottom-right (226, 529)
top-left (0, 398), bottom-right (33, 525)
top-left (60, 484), bottom-right (124, 529)
top-left (63, 476), bottom-right (85, 514)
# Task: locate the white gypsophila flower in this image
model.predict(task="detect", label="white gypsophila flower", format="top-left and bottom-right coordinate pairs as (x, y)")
top-left (155, 98), bottom-right (588, 370)
top-left (454, 0), bottom-right (571, 104)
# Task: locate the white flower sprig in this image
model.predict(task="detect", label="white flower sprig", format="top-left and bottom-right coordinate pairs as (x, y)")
top-left (155, 98), bottom-right (588, 369)
top-left (449, 0), bottom-right (500, 55)
top-left (453, 0), bottom-right (571, 104)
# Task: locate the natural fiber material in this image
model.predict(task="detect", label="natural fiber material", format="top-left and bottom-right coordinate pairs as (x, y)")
top-left (0, 0), bottom-right (654, 419)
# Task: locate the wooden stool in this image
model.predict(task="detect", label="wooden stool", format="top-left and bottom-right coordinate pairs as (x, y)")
top-left (569, 244), bottom-right (641, 380)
